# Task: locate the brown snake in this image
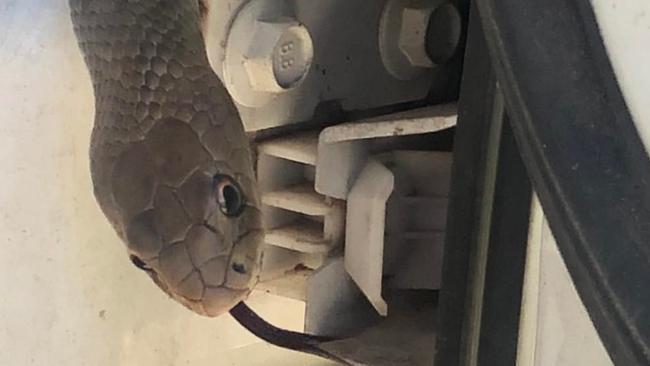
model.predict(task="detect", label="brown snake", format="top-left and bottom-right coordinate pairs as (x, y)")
top-left (69, 0), bottom-right (347, 363)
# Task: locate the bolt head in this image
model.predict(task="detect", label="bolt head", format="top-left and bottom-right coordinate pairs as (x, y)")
top-left (398, 6), bottom-right (435, 68)
top-left (243, 19), bottom-right (313, 93)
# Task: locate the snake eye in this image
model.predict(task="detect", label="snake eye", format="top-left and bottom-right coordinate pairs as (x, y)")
top-left (232, 262), bottom-right (247, 274)
top-left (130, 255), bottom-right (151, 271)
top-left (213, 174), bottom-right (245, 216)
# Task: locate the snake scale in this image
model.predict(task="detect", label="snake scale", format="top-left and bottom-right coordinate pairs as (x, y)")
top-left (69, 0), bottom-right (347, 363)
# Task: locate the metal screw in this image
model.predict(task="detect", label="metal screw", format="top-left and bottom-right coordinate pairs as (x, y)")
top-left (242, 18), bottom-right (313, 93)
top-left (398, 6), bottom-right (436, 68)
top-left (380, 0), bottom-right (461, 80)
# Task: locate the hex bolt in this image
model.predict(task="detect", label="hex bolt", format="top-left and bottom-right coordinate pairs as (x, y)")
top-left (242, 18), bottom-right (314, 93)
top-left (380, 0), bottom-right (461, 80)
top-left (398, 6), bottom-right (436, 68)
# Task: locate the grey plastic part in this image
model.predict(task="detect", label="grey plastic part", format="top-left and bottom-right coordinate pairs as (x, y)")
top-left (315, 104), bottom-right (456, 200)
top-left (345, 159), bottom-right (395, 316)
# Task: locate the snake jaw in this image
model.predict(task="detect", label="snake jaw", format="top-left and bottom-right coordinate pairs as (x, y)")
top-left (140, 216), bottom-right (263, 314)
top-left (175, 286), bottom-right (251, 318)
top-left (142, 262), bottom-right (251, 318)
top-left (170, 230), bottom-right (264, 318)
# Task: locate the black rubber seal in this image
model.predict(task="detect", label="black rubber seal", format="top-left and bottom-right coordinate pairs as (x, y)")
top-left (477, 1), bottom-right (650, 365)
top-left (435, 5), bottom-right (501, 364)
top-left (477, 116), bottom-right (532, 365)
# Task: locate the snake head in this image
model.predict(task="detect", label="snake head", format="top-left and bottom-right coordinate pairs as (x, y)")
top-left (107, 118), bottom-right (264, 317)
top-left (73, 0), bottom-right (266, 318)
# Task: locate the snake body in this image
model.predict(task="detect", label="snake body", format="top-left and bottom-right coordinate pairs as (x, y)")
top-left (70, 0), bottom-right (346, 363)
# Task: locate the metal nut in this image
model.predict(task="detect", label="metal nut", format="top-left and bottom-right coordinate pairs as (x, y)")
top-left (242, 19), bottom-right (313, 93)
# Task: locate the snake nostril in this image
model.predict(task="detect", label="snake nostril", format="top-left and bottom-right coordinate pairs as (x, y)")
top-left (130, 254), bottom-right (151, 271)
